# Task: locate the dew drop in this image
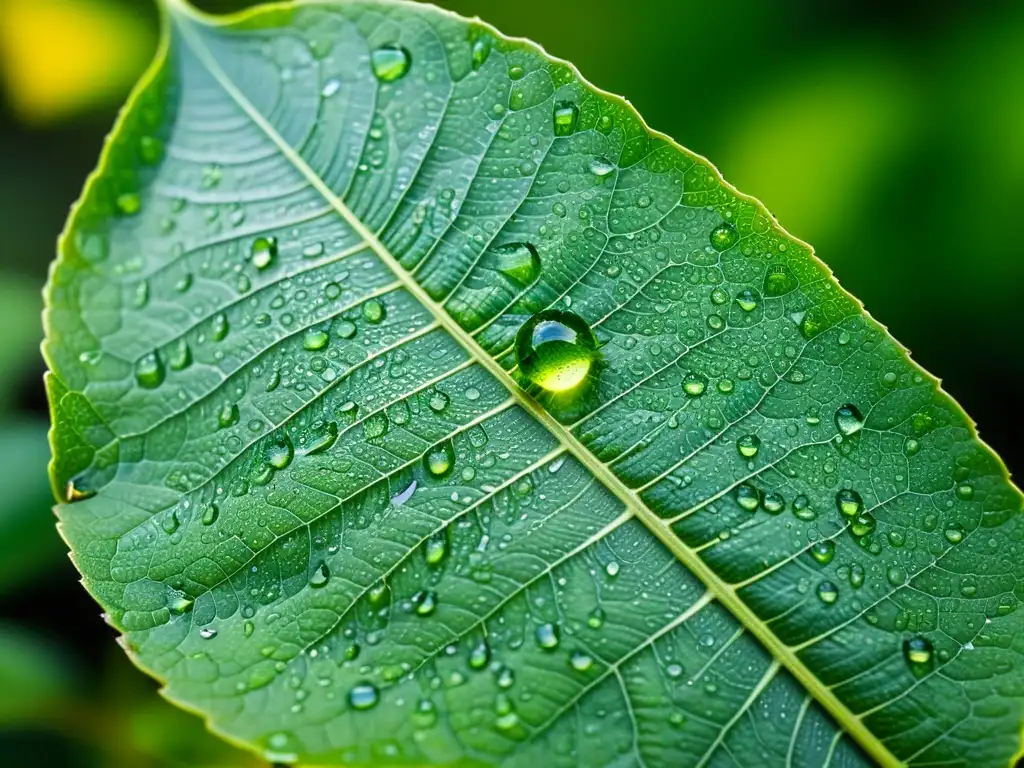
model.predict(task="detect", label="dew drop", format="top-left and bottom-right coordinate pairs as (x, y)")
top-left (817, 581), bottom-right (839, 605)
top-left (201, 503), bottom-right (219, 526)
top-left (836, 489), bottom-right (863, 519)
top-left (834, 404), bottom-right (865, 437)
top-left (321, 78), bottom-right (341, 98)
top-left (735, 288), bottom-right (759, 312)
top-left (588, 157), bottom-right (616, 178)
top-left (944, 523), bottom-right (965, 545)
top-left (425, 440), bottom-right (455, 478)
top-left (710, 222), bottom-right (738, 251)
top-left (535, 623), bottom-right (560, 650)
top-left (249, 236), bottom-right (277, 271)
top-left (265, 433), bottom-right (294, 470)
top-left (736, 434), bottom-right (761, 458)
top-left (349, 682), bottom-right (379, 710)
top-left (903, 636), bottom-right (934, 678)
top-left (468, 640), bottom-right (490, 670)
top-left (217, 402), bottom-right (240, 429)
top-left (681, 372), bottom-right (706, 397)
top-left (494, 242), bottom-right (541, 285)
top-left (736, 485), bottom-right (760, 512)
top-left (309, 561), bottom-right (330, 588)
top-left (371, 45), bottom-right (411, 82)
top-left (570, 651), bottom-right (594, 672)
top-left (425, 531), bottom-right (447, 566)
top-left (199, 628), bottom-right (218, 640)
top-left (763, 492), bottom-right (785, 514)
top-left (553, 101), bottom-right (579, 136)
top-left (414, 590), bottom-right (438, 616)
top-left (810, 540), bottom-right (835, 565)
top-left (135, 351), bottom-right (165, 389)
top-left (428, 391), bottom-right (450, 413)
top-left (515, 310), bottom-right (597, 392)
top-left (303, 330), bottom-right (329, 351)
top-left (363, 299), bottom-right (386, 324)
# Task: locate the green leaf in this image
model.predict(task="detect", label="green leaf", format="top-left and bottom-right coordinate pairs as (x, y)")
top-left (43, 0), bottom-right (1024, 765)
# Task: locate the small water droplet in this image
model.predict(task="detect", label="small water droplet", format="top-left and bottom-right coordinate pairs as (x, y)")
top-left (363, 299), bottom-right (385, 324)
top-left (428, 390), bottom-right (449, 413)
top-left (116, 193), bottom-right (141, 216)
top-left (588, 157), bottom-right (615, 178)
top-left (570, 651), bottom-right (593, 671)
top-left (199, 627), bottom-right (218, 640)
top-left (468, 640), bottom-right (490, 670)
top-left (218, 402), bottom-right (240, 429)
top-left (735, 288), bottom-right (759, 312)
top-left (303, 330), bottom-right (329, 351)
top-left (414, 589), bottom-right (437, 616)
top-left (321, 78), bottom-right (341, 98)
top-left (836, 489), bottom-right (863, 519)
top-left (201, 503), bottom-right (219, 526)
top-left (425, 440), bottom-right (455, 478)
top-left (944, 524), bottom-right (965, 544)
top-left (762, 491), bottom-right (785, 514)
top-left (265, 433), bottom-right (294, 470)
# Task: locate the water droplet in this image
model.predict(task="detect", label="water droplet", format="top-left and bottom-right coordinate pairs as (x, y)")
top-left (944, 524), bottom-right (965, 544)
top-left (834, 404), bottom-right (864, 437)
top-left (792, 494), bottom-right (814, 521)
top-left (413, 697), bottom-right (438, 728)
top-left (414, 590), bottom-right (437, 616)
top-left (762, 492), bottom-right (785, 514)
top-left (251, 237), bottom-right (277, 270)
top-left (218, 402), bottom-right (240, 429)
top-left (199, 628), bottom-right (218, 639)
top-left (161, 509), bottom-right (180, 534)
top-left (736, 434), bottom-right (761, 458)
top-left (363, 299), bottom-right (386, 324)
top-left (468, 640), bottom-right (490, 670)
top-left (956, 483), bottom-right (974, 500)
top-left (570, 651), bottom-right (593, 671)
top-left (535, 623), bottom-right (560, 650)
top-left (850, 511), bottom-right (876, 537)
top-left (588, 157), bottom-right (615, 177)
top-left (817, 581), bottom-right (839, 605)
top-left (428, 391), bottom-right (449, 413)
top-left (135, 351), bottom-right (165, 389)
top-left (265, 433), bottom-right (294, 469)
top-left (710, 222), bottom-right (738, 251)
top-left (425, 440), bottom-right (455, 478)
top-left (903, 636), bottom-right (934, 678)
top-left (553, 101), bottom-right (579, 136)
top-left (364, 412), bottom-right (389, 440)
top-left (736, 485), bottom-right (760, 512)
top-left (304, 422), bottom-right (338, 455)
top-left (321, 78), bottom-right (341, 98)
top-left (310, 561), bottom-right (330, 588)
top-left (682, 372), bottom-right (706, 397)
top-left (494, 242), bottom-right (541, 285)
top-left (201, 503), bottom-right (219, 526)
top-left (470, 35), bottom-right (492, 70)
top-left (371, 45), bottom-right (411, 82)
top-left (606, 561), bottom-right (620, 577)
top-left (303, 330), bottom-right (329, 351)
top-left (836, 489), bottom-right (863, 519)
top-left (116, 193), bottom-right (141, 216)
top-left (763, 264), bottom-right (798, 296)
top-left (587, 608), bottom-right (605, 629)
top-left (349, 683), bottom-right (379, 710)
top-left (735, 288), bottom-right (759, 312)
top-left (849, 563), bottom-right (865, 589)
top-left (515, 310), bottom-right (597, 392)
top-left (810, 540), bottom-right (835, 564)
top-left (886, 564), bottom-right (907, 586)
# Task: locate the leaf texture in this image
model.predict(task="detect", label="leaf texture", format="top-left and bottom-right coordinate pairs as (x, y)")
top-left (44, 1), bottom-right (1024, 765)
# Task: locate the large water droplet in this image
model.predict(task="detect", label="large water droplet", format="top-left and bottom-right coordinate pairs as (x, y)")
top-left (763, 264), bottom-right (798, 297)
top-left (265, 433), bottom-right (294, 470)
top-left (817, 581), bottom-right (839, 605)
top-left (515, 310), bottom-right (597, 392)
top-left (349, 683), bottom-right (379, 710)
top-left (736, 434), bottom-right (761, 458)
top-left (310, 561), bottom-right (330, 588)
top-left (304, 422), bottom-right (338, 455)
top-left (903, 636), bottom-right (934, 678)
top-left (363, 299), bottom-right (386, 324)
top-left (570, 651), bottom-right (594, 671)
top-left (944, 523), bottom-right (965, 544)
top-left (735, 288), bottom-right (760, 312)
top-left (762, 492), bottom-right (785, 514)
top-left (710, 222), bottom-right (738, 251)
top-left (834, 404), bottom-right (865, 437)
top-left (251, 236), bottom-right (277, 270)
top-left (588, 157), bottom-right (616, 178)
top-left (494, 242), bottom-right (541, 285)
top-left (414, 590), bottom-right (437, 616)
top-left (736, 485), bottom-right (760, 512)
top-left (303, 330), bottom-right (329, 351)
top-left (535, 623), bottom-right (560, 650)
top-left (810, 540), bottom-right (835, 565)
top-left (468, 640), bottom-right (490, 670)
top-left (371, 45), bottom-right (411, 82)
top-left (682, 372), bottom-right (706, 397)
top-left (425, 440), bottom-right (455, 478)
top-left (553, 101), bottom-right (579, 136)
top-left (135, 351), bottom-right (165, 389)
top-left (836, 489), bottom-right (863, 519)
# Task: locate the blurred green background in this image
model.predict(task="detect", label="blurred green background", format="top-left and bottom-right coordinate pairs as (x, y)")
top-left (1, 0), bottom-right (1021, 765)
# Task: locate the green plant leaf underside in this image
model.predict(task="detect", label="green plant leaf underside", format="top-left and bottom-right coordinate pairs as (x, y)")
top-left (44, 1), bottom-right (1024, 765)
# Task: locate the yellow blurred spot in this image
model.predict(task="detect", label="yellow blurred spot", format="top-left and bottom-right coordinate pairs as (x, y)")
top-left (0, 0), bottom-right (155, 125)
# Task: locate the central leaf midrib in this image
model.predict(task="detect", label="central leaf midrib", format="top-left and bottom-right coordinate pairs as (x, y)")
top-left (170, 6), bottom-right (899, 766)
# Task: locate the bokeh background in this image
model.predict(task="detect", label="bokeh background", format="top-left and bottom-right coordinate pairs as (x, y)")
top-left (1, 0), bottom-right (1022, 764)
